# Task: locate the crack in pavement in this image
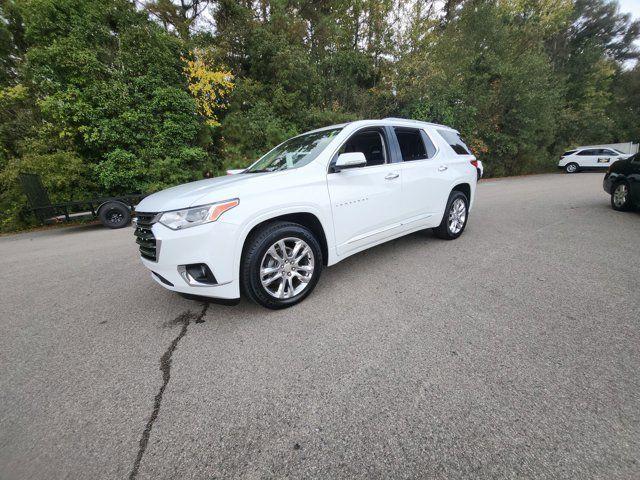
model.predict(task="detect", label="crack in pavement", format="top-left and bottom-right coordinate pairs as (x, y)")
top-left (129, 303), bottom-right (209, 479)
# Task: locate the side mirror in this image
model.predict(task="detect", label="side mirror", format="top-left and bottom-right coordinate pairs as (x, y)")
top-left (335, 152), bottom-right (367, 171)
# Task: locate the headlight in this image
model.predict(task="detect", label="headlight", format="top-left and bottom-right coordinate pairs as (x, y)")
top-left (159, 199), bottom-right (239, 230)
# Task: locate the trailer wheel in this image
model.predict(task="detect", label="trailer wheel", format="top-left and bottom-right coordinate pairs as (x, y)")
top-left (99, 202), bottom-right (131, 229)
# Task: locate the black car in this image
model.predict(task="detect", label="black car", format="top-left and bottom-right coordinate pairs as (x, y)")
top-left (603, 154), bottom-right (640, 211)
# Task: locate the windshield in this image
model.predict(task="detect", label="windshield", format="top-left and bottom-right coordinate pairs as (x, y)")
top-left (245, 128), bottom-right (342, 173)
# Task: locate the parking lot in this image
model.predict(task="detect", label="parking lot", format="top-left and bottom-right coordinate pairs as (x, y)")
top-left (1, 172), bottom-right (639, 479)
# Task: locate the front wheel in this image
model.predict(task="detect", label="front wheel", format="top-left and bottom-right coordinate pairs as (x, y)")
top-left (241, 221), bottom-right (323, 309)
top-left (611, 182), bottom-right (632, 211)
top-left (433, 190), bottom-right (469, 240)
top-left (565, 162), bottom-right (579, 174)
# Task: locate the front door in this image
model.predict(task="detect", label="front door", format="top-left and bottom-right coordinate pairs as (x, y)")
top-left (577, 149), bottom-right (599, 168)
top-left (327, 128), bottom-right (403, 256)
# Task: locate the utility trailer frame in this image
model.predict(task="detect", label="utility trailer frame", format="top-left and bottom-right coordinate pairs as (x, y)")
top-left (19, 172), bottom-right (146, 229)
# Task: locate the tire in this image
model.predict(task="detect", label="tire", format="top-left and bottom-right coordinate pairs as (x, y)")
top-left (99, 202), bottom-right (131, 228)
top-left (433, 190), bottom-right (469, 240)
top-left (565, 162), bottom-right (579, 174)
top-left (611, 182), bottom-right (632, 211)
top-left (241, 221), bottom-right (323, 309)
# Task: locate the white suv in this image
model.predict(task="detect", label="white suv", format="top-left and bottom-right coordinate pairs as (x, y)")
top-left (134, 118), bottom-right (477, 309)
top-left (559, 148), bottom-right (631, 173)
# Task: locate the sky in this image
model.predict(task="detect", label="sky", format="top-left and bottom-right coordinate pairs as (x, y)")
top-left (618, 0), bottom-right (640, 20)
top-left (618, 0), bottom-right (640, 67)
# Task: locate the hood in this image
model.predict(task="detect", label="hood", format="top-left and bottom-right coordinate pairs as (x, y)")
top-left (135, 173), bottom-right (268, 212)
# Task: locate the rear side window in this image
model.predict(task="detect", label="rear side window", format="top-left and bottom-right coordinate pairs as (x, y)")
top-left (437, 129), bottom-right (471, 155)
top-left (563, 150), bottom-right (577, 156)
top-left (394, 128), bottom-right (434, 161)
top-left (578, 149), bottom-right (597, 156)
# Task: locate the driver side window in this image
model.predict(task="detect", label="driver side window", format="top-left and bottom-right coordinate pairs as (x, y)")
top-left (338, 129), bottom-right (388, 167)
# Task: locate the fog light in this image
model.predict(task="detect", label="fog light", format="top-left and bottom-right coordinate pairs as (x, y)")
top-left (178, 263), bottom-right (217, 286)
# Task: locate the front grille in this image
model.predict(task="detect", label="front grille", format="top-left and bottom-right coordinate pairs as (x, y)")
top-left (134, 211), bottom-right (159, 261)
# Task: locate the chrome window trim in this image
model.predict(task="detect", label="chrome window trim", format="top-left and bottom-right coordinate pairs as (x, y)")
top-left (327, 126), bottom-right (392, 173)
top-left (391, 126), bottom-right (442, 163)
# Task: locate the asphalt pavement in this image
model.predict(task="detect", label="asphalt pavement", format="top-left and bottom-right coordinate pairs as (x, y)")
top-left (1, 172), bottom-right (639, 479)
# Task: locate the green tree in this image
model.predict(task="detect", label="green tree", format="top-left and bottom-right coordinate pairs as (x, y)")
top-left (2, 0), bottom-right (640, 231)
top-left (403, 0), bottom-right (565, 176)
top-left (610, 65), bottom-right (640, 143)
top-left (549, 0), bottom-right (640, 147)
top-left (0, 0), bottom-right (215, 230)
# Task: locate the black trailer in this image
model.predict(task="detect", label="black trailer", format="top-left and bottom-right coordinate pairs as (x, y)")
top-left (19, 172), bottom-right (146, 229)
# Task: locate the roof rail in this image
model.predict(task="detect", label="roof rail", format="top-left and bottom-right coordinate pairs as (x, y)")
top-left (383, 117), bottom-right (453, 130)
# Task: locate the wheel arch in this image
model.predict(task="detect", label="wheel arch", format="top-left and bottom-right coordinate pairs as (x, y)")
top-left (611, 177), bottom-right (631, 197)
top-left (613, 177), bottom-right (630, 187)
top-left (435, 181), bottom-right (473, 226)
top-left (96, 199), bottom-right (130, 215)
top-left (239, 211), bottom-right (330, 268)
top-left (451, 182), bottom-right (471, 204)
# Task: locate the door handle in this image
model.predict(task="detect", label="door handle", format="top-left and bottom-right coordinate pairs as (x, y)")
top-left (438, 165), bottom-right (448, 172)
top-left (385, 172), bottom-right (399, 180)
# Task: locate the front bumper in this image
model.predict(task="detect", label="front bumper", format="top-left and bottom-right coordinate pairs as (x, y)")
top-left (138, 220), bottom-right (241, 300)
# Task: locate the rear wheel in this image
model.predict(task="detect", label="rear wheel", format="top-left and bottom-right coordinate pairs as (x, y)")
top-left (241, 221), bottom-right (323, 309)
top-left (611, 182), bottom-right (632, 211)
top-left (99, 202), bottom-right (131, 228)
top-left (565, 162), bottom-right (579, 173)
top-left (433, 190), bottom-right (469, 240)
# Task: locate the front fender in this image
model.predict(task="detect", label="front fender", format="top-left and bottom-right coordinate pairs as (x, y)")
top-left (230, 204), bottom-right (336, 285)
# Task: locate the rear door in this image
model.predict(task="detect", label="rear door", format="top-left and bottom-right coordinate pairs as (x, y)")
top-left (599, 149), bottom-right (619, 166)
top-left (594, 149), bottom-right (609, 167)
top-left (326, 127), bottom-right (404, 256)
top-left (392, 126), bottom-right (450, 227)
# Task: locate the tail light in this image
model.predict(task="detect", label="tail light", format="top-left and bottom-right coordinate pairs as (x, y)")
top-left (470, 160), bottom-right (478, 168)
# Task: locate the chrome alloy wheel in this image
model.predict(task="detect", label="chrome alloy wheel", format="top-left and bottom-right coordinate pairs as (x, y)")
top-left (448, 198), bottom-right (467, 235)
top-left (566, 163), bottom-right (577, 173)
top-left (260, 237), bottom-right (315, 299)
top-left (613, 183), bottom-right (628, 208)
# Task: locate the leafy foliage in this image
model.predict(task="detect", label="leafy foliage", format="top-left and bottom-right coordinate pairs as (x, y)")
top-left (405, 1), bottom-right (565, 176)
top-left (183, 49), bottom-right (234, 126)
top-left (1, 0), bottom-right (640, 230)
